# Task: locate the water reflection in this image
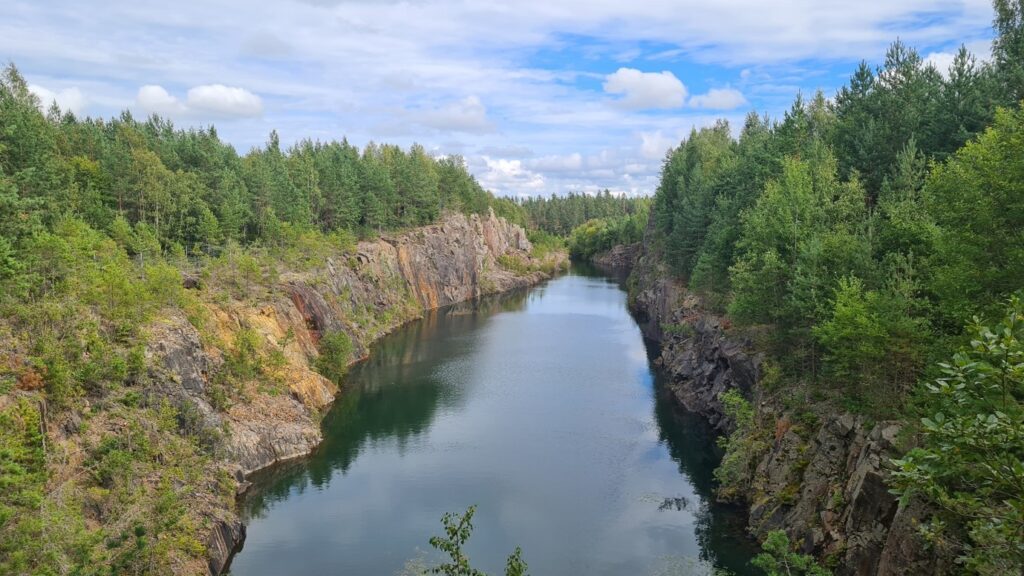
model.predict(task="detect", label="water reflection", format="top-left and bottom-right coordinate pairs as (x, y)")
top-left (232, 271), bottom-right (758, 576)
top-left (241, 289), bottom-right (533, 521)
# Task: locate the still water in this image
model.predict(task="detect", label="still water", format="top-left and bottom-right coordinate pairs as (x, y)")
top-left (230, 266), bottom-right (758, 575)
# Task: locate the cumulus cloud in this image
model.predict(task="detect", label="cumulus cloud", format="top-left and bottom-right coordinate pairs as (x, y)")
top-left (689, 87), bottom-right (748, 110)
top-left (28, 84), bottom-right (85, 115)
top-left (187, 85), bottom-right (264, 116)
top-left (603, 68), bottom-right (687, 109)
top-left (135, 84), bottom-right (263, 118)
top-left (924, 51), bottom-right (957, 78)
top-left (414, 95), bottom-right (494, 133)
top-left (476, 156), bottom-right (546, 197)
top-left (136, 85), bottom-right (185, 115)
top-left (640, 131), bottom-right (677, 160)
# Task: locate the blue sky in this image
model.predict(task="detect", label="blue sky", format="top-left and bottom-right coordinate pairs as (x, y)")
top-left (0, 0), bottom-right (997, 197)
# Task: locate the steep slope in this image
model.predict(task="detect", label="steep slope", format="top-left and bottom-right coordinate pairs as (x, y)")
top-left (624, 242), bottom-right (950, 576)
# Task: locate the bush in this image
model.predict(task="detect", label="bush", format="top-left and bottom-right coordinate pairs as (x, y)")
top-left (752, 530), bottom-right (831, 575)
top-left (316, 330), bottom-right (353, 384)
top-left (714, 389), bottom-right (769, 501)
top-left (891, 294), bottom-right (1024, 574)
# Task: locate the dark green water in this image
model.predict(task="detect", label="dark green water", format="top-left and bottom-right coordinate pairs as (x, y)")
top-left (230, 267), bottom-right (758, 576)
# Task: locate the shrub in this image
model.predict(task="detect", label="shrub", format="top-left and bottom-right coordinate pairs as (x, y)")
top-left (316, 330), bottom-right (353, 384)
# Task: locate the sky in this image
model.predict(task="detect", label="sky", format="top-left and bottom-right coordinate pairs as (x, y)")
top-left (0, 0), bottom-right (997, 198)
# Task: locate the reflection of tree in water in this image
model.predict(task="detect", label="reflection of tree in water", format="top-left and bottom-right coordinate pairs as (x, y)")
top-left (240, 289), bottom-right (531, 521)
top-left (648, 343), bottom-right (761, 576)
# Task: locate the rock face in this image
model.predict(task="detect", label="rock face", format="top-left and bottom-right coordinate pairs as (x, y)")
top-left (628, 250), bottom-right (759, 431)
top-left (144, 210), bottom-right (558, 574)
top-left (591, 242), bottom-right (641, 276)
top-left (627, 242), bottom-right (948, 575)
top-left (206, 518), bottom-right (245, 576)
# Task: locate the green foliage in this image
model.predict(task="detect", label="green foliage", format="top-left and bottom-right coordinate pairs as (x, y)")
top-left (226, 328), bottom-right (264, 381)
top-left (519, 190), bottom-right (647, 237)
top-left (752, 531), bottom-right (831, 576)
top-left (891, 295), bottom-right (1024, 574)
top-left (316, 330), bottom-right (354, 384)
top-left (814, 276), bottom-right (929, 410)
top-left (646, 26), bottom-right (1023, 414)
top-left (714, 390), bottom-right (768, 501)
top-left (993, 0), bottom-right (1024, 103)
top-left (0, 398), bottom-right (47, 574)
top-left (728, 149), bottom-right (872, 379)
top-left (566, 204), bottom-right (648, 260)
top-left (924, 104), bottom-right (1024, 329)
top-left (0, 63), bottom-right (515, 261)
top-left (525, 229), bottom-right (565, 260)
top-left (426, 506), bottom-right (529, 576)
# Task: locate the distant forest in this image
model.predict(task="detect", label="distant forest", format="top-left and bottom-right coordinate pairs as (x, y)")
top-left (1, 64), bottom-right (524, 269)
top-left (519, 192), bottom-right (650, 259)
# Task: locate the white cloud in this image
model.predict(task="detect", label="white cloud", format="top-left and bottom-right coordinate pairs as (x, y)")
top-left (136, 84), bottom-right (262, 118)
top-left (528, 153), bottom-right (583, 173)
top-left (689, 87), bottom-right (748, 110)
top-left (603, 68), bottom-right (687, 110)
top-left (476, 156), bottom-right (546, 197)
top-left (136, 85), bottom-right (185, 115)
top-left (924, 51), bottom-right (957, 77)
top-left (925, 39), bottom-right (993, 79)
top-left (28, 84), bottom-right (85, 115)
top-left (640, 131), bottom-right (677, 160)
top-left (414, 95), bottom-right (494, 133)
top-left (187, 84), bottom-right (263, 116)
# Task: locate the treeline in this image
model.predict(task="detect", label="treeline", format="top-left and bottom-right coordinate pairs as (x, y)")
top-left (519, 190), bottom-right (647, 236)
top-left (653, 34), bottom-right (1023, 404)
top-left (566, 200), bottom-right (649, 259)
top-left (0, 62), bottom-right (523, 270)
top-left (651, 3), bottom-right (1024, 571)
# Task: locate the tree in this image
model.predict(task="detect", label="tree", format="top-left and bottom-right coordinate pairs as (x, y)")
top-left (752, 531), bottom-right (831, 576)
top-left (426, 506), bottom-right (528, 576)
top-left (891, 295), bottom-right (1024, 574)
top-left (924, 104), bottom-right (1024, 328)
top-left (993, 0), bottom-right (1024, 104)
top-left (729, 150), bottom-right (871, 377)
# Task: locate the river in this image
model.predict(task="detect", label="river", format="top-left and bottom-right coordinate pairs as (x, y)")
top-left (228, 266), bottom-right (758, 575)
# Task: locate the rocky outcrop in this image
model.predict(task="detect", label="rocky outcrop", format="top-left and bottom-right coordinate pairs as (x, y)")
top-left (626, 241), bottom-right (947, 575)
top-left (628, 250), bottom-right (759, 431)
top-left (144, 210), bottom-right (560, 574)
top-left (206, 518), bottom-right (245, 576)
top-left (592, 242), bottom-right (641, 276)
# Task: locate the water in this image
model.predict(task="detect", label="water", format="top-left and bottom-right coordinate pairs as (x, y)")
top-left (230, 266), bottom-right (758, 576)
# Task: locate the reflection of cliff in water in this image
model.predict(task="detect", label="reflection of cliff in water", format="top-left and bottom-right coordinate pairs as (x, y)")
top-left (240, 287), bottom-right (533, 521)
top-left (647, 341), bottom-right (760, 575)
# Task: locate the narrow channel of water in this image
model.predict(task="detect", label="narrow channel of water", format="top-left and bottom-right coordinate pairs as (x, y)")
top-left (229, 266), bottom-right (758, 575)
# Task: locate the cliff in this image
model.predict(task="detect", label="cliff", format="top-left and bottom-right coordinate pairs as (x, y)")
top-left (625, 243), bottom-right (949, 575)
top-left (143, 210), bottom-right (562, 574)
